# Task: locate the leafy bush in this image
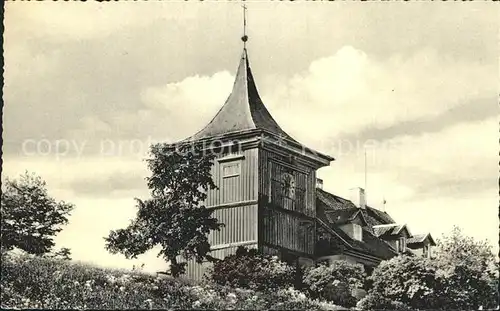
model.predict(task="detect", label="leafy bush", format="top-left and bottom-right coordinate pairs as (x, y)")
top-left (356, 293), bottom-right (410, 311)
top-left (363, 228), bottom-right (500, 310)
top-left (366, 255), bottom-right (443, 310)
top-left (208, 246), bottom-right (296, 290)
top-left (302, 260), bottom-right (365, 307)
top-left (1, 250), bottom-right (343, 310)
top-left (433, 226), bottom-right (499, 310)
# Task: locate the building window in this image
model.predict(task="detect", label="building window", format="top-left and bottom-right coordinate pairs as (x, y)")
top-left (423, 244), bottom-right (432, 258)
top-left (339, 223), bottom-right (363, 241)
top-left (397, 237), bottom-right (406, 253)
top-left (221, 160), bottom-right (241, 203)
top-left (353, 224), bottom-right (363, 241)
top-left (222, 161), bottom-right (240, 178)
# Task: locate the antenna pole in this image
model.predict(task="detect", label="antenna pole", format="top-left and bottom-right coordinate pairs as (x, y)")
top-left (364, 149), bottom-right (367, 202)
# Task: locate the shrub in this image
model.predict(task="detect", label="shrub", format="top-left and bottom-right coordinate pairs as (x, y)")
top-left (364, 228), bottom-right (500, 311)
top-left (302, 260), bottom-right (365, 307)
top-left (433, 227), bottom-right (499, 310)
top-left (367, 255), bottom-right (444, 310)
top-left (356, 293), bottom-right (410, 311)
top-left (208, 246), bottom-right (296, 291)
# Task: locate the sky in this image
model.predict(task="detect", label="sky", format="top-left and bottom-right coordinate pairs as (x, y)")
top-left (3, 2), bottom-right (499, 272)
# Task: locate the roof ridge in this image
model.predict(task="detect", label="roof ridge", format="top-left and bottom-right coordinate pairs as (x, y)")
top-left (373, 223), bottom-right (399, 227)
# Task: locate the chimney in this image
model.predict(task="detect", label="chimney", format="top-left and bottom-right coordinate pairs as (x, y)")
top-left (316, 178), bottom-right (324, 189)
top-left (349, 187), bottom-right (366, 209)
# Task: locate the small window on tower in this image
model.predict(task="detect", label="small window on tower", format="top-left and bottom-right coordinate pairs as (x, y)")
top-left (222, 162), bottom-right (240, 178)
top-left (221, 160), bottom-right (242, 203)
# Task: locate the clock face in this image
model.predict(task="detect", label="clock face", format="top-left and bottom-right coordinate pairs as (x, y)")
top-left (281, 172), bottom-right (296, 198)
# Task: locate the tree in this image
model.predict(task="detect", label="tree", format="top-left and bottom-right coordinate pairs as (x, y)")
top-left (1, 172), bottom-right (74, 255)
top-left (433, 226), bottom-right (499, 310)
top-left (104, 144), bottom-right (223, 277)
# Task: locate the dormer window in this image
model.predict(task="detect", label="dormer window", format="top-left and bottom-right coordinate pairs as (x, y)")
top-left (423, 244), bottom-right (432, 258)
top-left (397, 237), bottom-right (406, 253)
top-left (339, 223), bottom-right (363, 242)
top-left (353, 224), bottom-right (363, 241)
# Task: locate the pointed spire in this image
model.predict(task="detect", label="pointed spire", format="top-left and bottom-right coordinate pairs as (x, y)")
top-left (176, 6), bottom-right (334, 166)
top-left (183, 5), bottom-right (295, 142)
top-left (186, 49), bottom-right (296, 142)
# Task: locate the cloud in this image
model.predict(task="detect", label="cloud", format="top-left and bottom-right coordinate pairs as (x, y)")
top-left (1, 157), bottom-right (149, 198)
top-left (262, 46), bottom-right (496, 152)
top-left (66, 172), bottom-right (149, 198)
top-left (139, 71), bottom-right (235, 141)
top-left (37, 45), bottom-right (494, 161)
top-left (5, 2), bottom-right (196, 42)
top-left (340, 96), bottom-right (497, 143)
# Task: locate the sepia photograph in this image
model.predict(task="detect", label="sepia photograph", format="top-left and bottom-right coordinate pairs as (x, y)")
top-left (2, 1), bottom-right (498, 310)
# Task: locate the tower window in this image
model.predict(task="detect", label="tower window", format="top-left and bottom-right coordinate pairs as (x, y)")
top-left (222, 162), bottom-right (240, 178)
top-left (220, 160), bottom-right (242, 203)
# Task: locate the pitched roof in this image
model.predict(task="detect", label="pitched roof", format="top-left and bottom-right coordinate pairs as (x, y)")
top-left (372, 225), bottom-right (396, 237)
top-left (183, 49), bottom-right (297, 142)
top-left (316, 191), bottom-right (397, 260)
top-left (324, 208), bottom-right (361, 225)
top-left (316, 188), bottom-right (395, 227)
top-left (316, 188), bottom-right (357, 210)
top-left (373, 224), bottom-right (411, 237)
top-left (366, 206), bottom-right (396, 225)
top-left (321, 219), bottom-right (397, 260)
top-left (407, 233), bottom-right (436, 246)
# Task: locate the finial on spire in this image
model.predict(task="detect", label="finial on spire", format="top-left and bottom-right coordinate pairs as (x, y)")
top-left (241, 4), bottom-right (248, 46)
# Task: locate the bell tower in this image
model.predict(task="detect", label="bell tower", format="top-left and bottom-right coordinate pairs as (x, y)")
top-left (171, 10), bottom-right (334, 279)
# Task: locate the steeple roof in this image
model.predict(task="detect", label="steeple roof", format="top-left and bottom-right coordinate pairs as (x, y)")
top-left (184, 49), bottom-right (297, 142)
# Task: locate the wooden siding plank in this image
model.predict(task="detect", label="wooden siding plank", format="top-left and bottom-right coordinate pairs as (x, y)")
top-left (208, 204), bottom-right (258, 246)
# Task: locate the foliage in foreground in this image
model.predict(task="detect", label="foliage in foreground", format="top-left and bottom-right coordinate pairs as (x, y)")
top-left (358, 227), bottom-right (499, 310)
top-left (0, 251), bottom-right (343, 310)
top-left (303, 260), bottom-right (365, 308)
top-left (105, 144), bottom-right (224, 277)
top-left (362, 255), bottom-right (443, 309)
top-left (208, 246), bottom-right (297, 291)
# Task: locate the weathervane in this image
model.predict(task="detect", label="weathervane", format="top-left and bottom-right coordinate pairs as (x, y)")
top-left (241, 4), bottom-right (248, 47)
